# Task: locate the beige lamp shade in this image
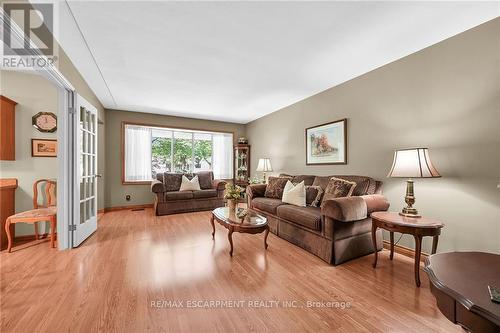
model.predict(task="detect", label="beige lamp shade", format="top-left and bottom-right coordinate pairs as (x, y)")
top-left (388, 148), bottom-right (441, 178)
top-left (256, 158), bottom-right (273, 172)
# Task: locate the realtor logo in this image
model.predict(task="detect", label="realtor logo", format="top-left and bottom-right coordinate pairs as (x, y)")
top-left (2, 2), bottom-right (57, 68)
top-left (3, 2), bottom-right (53, 56)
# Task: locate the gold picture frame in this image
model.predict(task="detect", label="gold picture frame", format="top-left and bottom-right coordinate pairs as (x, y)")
top-left (305, 118), bottom-right (347, 165)
top-left (31, 139), bottom-right (57, 157)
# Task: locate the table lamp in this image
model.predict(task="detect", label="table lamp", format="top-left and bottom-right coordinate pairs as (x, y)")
top-left (387, 148), bottom-right (441, 218)
top-left (256, 158), bottom-right (273, 183)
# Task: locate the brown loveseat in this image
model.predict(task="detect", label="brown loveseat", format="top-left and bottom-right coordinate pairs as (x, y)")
top-left (246, 175), bottom-right (390, 265)
top-left (151, 171), bottom-right (226, 215)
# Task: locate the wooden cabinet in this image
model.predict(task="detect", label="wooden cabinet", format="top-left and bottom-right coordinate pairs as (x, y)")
top-left (1, 179), bottom-right (17, 250)
top-left (0, 95), bottom-right (17, 160)
top-left (234, 144), bottom-right (250, 187)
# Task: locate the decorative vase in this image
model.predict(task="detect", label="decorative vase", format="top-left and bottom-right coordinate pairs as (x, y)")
top-left (227, 199), bottom-right (237, 212)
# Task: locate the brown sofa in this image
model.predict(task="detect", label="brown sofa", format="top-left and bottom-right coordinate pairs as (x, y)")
top-left (151, 171), bottom-right (226, 215)
top-left (246, 174), bottom-right (390, 265)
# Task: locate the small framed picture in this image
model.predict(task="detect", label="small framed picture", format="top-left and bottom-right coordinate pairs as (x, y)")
top-left (305, 118), bottom-right (347, 165)
top-left (31, 139), bottom-right (57, 157)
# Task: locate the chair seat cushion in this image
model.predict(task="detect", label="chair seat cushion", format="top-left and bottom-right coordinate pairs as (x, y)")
top-left (252, 197), bottom-right (287, 215)
top-left (276, 205), bottom-right (322, 231)
top-left (166, 191), bottom-right (193, 201)
top-left (9, 207), bottom-right (57, 221)
top-left (193, 189), bottom-right (217, 199)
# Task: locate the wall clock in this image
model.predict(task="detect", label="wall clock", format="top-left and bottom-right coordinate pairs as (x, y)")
top-left (32, 112), bottom-right (57, 133)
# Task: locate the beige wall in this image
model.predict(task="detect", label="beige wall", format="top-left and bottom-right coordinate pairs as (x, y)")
top-left (0, 71), bottom-right (58, 236)
top-left (246, 19), bottom-right (500, 254)
top-left (104, 109), bottom-right (245, 208)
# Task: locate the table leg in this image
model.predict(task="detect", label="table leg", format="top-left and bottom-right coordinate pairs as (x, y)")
top-left (228, 227), bottom-right (234, 256)
top-left (372, 224), bottom-right (378, 268)
top-left (210, 215), bottom-right (215, 240)
top-left (431, 235), bottom-right (439, 254)
top-left (389, 231), bottom-right (394, 260)
top-left (413, 235), bottom-right (422, 287)
top-left (264, 226), bottom-right (269, 250)
top-left (5, 218), bottom-right (12, 253)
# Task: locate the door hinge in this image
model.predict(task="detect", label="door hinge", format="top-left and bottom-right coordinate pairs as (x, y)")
top-left (69, 107), bottom-right (76, 115)
top-left (69, 225), bottom-right (76, 231)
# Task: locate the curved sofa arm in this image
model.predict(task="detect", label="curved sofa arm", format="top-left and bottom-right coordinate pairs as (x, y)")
top-left (364, 194), bottom-right (390, 215)
top-left (212, 179), bottom-right (227, 198)
top-left (212, 179), bottom-right (227, 190)
top-left (321, 194), bottom-right (389, 222)
top-left (151, 179), bottom-right (165, 193)
top-left (246, 184), bottom-right (267, 207)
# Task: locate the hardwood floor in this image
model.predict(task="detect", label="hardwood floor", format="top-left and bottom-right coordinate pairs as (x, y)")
top-left (0, 209), bottom-right (461, 332)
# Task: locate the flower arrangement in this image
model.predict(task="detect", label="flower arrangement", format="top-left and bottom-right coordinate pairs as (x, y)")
top-left (224, 183), bottom-right (243, 200)
top-left (249, 176), bottom-right (263, 184)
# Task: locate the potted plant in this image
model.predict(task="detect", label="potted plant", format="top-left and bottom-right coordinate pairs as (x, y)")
top-left (224, 183), bottom-right (243, 212)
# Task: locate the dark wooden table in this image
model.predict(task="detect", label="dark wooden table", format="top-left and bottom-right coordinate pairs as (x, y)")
top-left (371, 211), bottom-right (444, 287)
top-left (424, 252), bottom-right (500, 333)
top-left (211, 207), bottom-right (269, 256)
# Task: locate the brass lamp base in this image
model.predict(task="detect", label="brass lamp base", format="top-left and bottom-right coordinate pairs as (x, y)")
top-left (400, 179), bottom-right (421, 218)
top-left (399, 209), bottom-right (421, 218)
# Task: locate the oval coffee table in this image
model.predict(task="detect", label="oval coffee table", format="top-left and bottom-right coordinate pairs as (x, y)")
top-left (211, 207), bottom-right (269, 256)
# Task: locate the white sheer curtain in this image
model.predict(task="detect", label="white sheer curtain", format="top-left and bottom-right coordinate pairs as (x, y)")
top-left (212, 133), bottom-right (233, 179)
top-left (125, 125), bottom-right (152, 181)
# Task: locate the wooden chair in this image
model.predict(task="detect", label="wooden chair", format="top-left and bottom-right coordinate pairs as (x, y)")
top-left (5, 179), bottom-right (57, 252)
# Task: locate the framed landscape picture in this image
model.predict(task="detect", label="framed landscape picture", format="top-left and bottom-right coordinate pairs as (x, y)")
top-left (31, 139), bottom-right (57, 157)
top-left (305, 119), bottom-right (347, 165)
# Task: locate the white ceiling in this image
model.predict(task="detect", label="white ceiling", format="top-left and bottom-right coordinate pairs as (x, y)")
top-left (57, 1), bottom-right (499, 124)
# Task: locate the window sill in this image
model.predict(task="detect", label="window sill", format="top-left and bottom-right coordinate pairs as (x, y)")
top-left (122, 180), bottom-right (152, 185)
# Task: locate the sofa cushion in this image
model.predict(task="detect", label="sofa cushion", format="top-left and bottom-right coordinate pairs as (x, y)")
top-left (180, 175), bottom-right (201, 191)
top-left (280, 174), bottom-right (316, 186)
top-left (335, 176), bottom-right (376, 196)
top-left (252, 197), bottom-right (287, 215)
top-left (193, 189), bottom-right (217, 199)
top-left (321, 177), bottom-right (356, 207)
top-left (196, 171), bottom-right (213, 190)
top-left (276, 205), bottom-right (322, 231)
top-left (163, 173), bottom-right (183, 192)
top-left (312, 175), bottom-right (376, 196)
top-left (166, 191), bottom-right (193, 201)
top-left (312, 176), bottom-right (332, 191)
top-left (264, 176), bottom-right (292, 199)
top-left (282, 181), bottom-right (306, 207)
top-left (305, 185), bottom-right (324, 207)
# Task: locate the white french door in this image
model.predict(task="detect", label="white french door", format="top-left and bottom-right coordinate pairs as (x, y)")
top-left (73, 94), bottom-right (98, 247)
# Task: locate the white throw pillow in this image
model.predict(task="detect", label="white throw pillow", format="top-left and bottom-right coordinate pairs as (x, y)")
top-left (282, 180), bottom-right (306, 207)
top-left (179, 175), bottom-right (201, 191)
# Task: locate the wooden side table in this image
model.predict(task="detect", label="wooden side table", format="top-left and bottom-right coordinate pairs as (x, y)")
top-left (424, 252), bottom-right (500, 332)
top-left (371, 211), bottom-right (444, 287)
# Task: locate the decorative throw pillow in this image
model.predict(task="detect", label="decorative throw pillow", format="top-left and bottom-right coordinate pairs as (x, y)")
top-left (179, 175), bottom-right (201, 191)
top-left (305, 185), bottom-right (324, 207)
top-left (196, 171), bottom-right (213, 190)
top-left (282, 181), bottom-right (306, 207)
top-left (264, 176), bottom-right (292, 199)
top-left (163, 173), bottom-right (183, 192)
top-left (320, 177), bottom-right (356, 207)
